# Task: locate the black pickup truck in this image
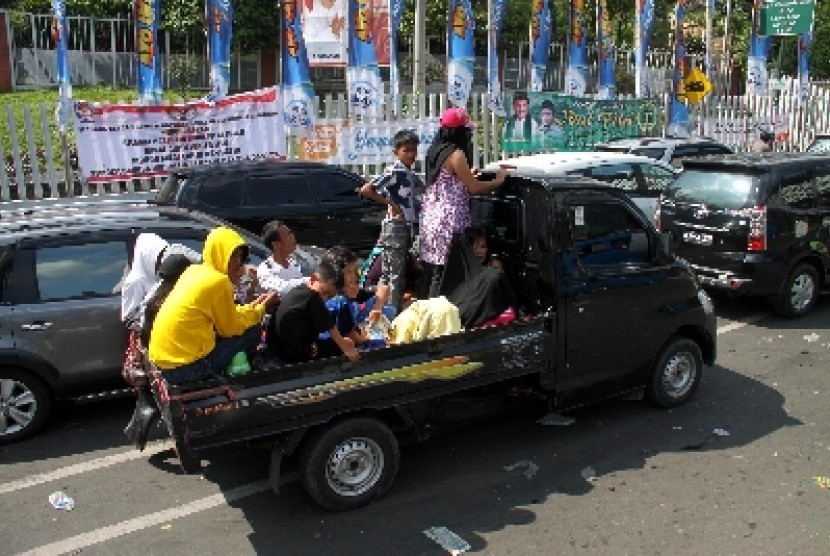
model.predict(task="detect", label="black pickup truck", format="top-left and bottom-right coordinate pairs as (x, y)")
top-left (141, 174), bottom-right (717, 510)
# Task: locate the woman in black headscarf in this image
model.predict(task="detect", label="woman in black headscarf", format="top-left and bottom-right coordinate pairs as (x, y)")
top-left (419, 107), bottom-right (507, 298)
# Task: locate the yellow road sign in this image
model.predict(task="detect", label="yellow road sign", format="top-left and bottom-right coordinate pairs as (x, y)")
top-left (683, 68), bottom-right (713, 105)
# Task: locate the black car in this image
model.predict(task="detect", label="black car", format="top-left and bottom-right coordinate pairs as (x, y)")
top-left (0, 201), bottom-right (318, 443)
top-left (154, 160), bottom-right (383, 253)
top-left (658, 152), bottom-right (830, 317)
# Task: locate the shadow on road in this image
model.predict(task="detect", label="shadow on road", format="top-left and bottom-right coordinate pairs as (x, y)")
top-left (179, 362), bottom-right (801, 555)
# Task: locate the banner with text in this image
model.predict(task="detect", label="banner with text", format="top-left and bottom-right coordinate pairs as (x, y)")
top-left (206, 0), bottom-right (233, 101)
top-left (75, 87), bottom-right (286, 183)
top-left (500, 93), bottom-right (662, 153)
top-left (297, 118), bottom-right (440, 165)
top-left (302, 0), bottom-right (390, 67)
top-left (134, 0), bottom-right (163, 103)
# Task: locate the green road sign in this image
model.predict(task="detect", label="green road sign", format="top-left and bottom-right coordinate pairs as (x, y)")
top-left (760, 0), bottom-right (815, 36)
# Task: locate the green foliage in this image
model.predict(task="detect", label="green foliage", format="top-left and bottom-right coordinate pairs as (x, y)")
top-left (233, 0), bottom-right (280, 51)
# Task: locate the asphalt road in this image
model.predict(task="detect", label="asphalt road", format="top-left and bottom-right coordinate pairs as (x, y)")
top-left (2, 294), bottom-right (829, 555)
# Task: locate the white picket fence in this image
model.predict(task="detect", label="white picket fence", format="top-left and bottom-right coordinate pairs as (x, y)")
top-left (2, 83), bottom-right (829, 203)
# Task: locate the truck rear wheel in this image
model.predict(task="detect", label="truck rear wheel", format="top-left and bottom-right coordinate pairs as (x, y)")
top-left (299, 417), bottom-right (399, 510)
top-left (772, 263), bottom-right (819, 318)
top-left (646, 337), bottom-right (702, 408)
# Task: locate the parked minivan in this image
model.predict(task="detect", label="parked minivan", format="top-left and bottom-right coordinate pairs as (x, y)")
top-left (484, 151), bottom-right (677, 225)
top-left (658, 152), bottom-right (830, 317)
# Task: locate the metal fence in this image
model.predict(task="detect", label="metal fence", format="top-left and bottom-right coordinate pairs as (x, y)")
top-left (2, 82), bottom-right (829, 203)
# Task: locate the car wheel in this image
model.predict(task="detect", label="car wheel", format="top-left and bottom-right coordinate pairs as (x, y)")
top-left (0, 368), bottom-right (53, 444)
top-left (773, 263), bottom-right (819, 318)
top-left (646, 337), bottom-right (703, 408)
top-left (299, 417), bottom-right (399, 511)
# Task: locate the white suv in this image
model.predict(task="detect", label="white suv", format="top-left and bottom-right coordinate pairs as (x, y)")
top-left (594, 136), bottom-right (733, 168)
top-left (484, 151), bottom-right (677, 225)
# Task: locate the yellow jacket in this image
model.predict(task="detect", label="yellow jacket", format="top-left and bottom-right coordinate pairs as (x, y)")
top-left (389, 296), bottom-right (461, 345)
top-left (149, 227), bottom-right (265, 370)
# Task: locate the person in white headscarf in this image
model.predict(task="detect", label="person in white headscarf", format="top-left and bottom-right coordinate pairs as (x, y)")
top-left (121, 233), bottom-right (169, 328)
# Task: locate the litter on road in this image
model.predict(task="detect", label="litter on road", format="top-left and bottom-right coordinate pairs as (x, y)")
top-left (423, 526), bottom-right (471, 554)
top-left (504, 460), bottom-right (540, 479)
top-left (48, 491), bottom-right (75, 511)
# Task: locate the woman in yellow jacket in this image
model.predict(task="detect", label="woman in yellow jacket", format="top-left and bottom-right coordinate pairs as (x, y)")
top-left (149, 227), bottom-right (278, 385)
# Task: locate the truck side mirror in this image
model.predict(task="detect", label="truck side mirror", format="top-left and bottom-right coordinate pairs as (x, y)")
top-left (629, 231), bottom-right (649, 258)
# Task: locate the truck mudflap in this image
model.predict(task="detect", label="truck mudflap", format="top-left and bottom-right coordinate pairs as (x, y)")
top-left (151, 316), bottom-right (555, 459)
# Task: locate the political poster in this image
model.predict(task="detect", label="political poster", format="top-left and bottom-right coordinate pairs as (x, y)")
top-left (303, 0), bottom-right (390, 67)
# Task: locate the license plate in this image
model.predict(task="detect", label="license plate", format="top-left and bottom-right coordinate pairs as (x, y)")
top-left (682, 230), bottom-right (713, 246)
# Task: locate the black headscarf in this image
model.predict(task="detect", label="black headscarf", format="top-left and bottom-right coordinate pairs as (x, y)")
top-left (424, 126), bottom-right (474, 186)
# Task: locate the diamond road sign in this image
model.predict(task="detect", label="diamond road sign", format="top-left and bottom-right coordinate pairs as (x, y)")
top-left (760, 0), bottom-right (815, 36)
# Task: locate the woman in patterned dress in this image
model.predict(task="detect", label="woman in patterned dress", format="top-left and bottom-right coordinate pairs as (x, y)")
top-left (419, 107), bottom-right (507, 298)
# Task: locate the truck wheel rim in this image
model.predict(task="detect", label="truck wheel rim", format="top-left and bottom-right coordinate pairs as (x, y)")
top-left (325, 437), bottom-right (384, 497)
top-left (0, 378), bottom-right (37, 436)
top-left (790, 273), bottom-right (815, 312)
top-left (661, 353), bottom-right (695, 398)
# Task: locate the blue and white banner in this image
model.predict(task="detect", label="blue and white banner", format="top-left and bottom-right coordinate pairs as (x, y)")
top-left (389, 0), bottom-right (408, 109)
top-left (206, 0), bottom-right (233, 101)
top-left (565, 0), bottom-right (588, 96)
top-left (705, 0), bottom-right (714, 77)
top-left (134, 0), bottom-right (163, 104)
top-left (747, 0), bottom-right (772, 96)
top-left (529, 0), bottom-right (551, 92)
top-left (51, 0), bottom-right (72, 131)
top-left (487, 0), bottom-right (506, 115)
top-left (596, 0), bottom-right (615, 99)
top-left (798, 30), bottom-right (812, 101)
top-left (347, 0), bottom-right (383, 117)
top-left (668, 0), bottom-right (689, 137)
top-left (447, 0), bottom-right (475, 107)
top-left (634, 0), bottom-right (655, 98)
top-left (283, 0), bottom-right (316, 135)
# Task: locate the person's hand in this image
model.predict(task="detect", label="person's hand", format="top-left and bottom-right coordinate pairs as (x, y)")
top-left (341, 337), bottom-right (360, 362)
top-left (388, 202), bottom-right (403, 218)
top-left (245, 267), bottom-right (259, 298)
top-left (495, 167), bottom-right (508, 185)
top-left (366, 308), bottom-right (382, 325)
top-left (254, 291), bottom-right (279, 312)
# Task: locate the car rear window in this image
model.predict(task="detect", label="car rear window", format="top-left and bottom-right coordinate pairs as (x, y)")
top-left (807, 138), bottom-right (830, 153)
top-left (631, 147), bottom-right (666, 161)
top-left (665, 169), bottom-right (759, 209)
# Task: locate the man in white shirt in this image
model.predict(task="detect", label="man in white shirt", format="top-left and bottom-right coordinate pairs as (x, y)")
top-left (257, 220), bottom-right (309, 297)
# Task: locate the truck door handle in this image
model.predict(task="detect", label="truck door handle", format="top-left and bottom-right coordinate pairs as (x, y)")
top-left (22, 322), bottom-right (52, 331)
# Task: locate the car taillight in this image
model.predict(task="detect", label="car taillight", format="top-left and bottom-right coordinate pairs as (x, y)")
top-left (747, 205), bottom-right (767, 251)
top-left (654, 194), bottom-right (663, 231)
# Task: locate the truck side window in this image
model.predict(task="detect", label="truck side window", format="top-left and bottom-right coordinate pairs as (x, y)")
top-left (586, 163), bottom-right (639, 192)
top-left (767, 167), bottom-right (815, 209)
top-left (571, 203), bottom-right (648, 267)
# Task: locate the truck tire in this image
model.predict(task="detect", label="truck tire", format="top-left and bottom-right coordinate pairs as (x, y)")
top-left (0, 368), bottom-right (53, 444)
top-left (646, 337), bottom-right (702, 408)
top-left (772, 263), bottom-right (819, 318)
top-left (299, 417), bottom-right (399, 510)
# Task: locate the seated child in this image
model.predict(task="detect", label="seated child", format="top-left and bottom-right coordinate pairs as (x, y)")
top-left (465, 226), bottom-right (504, 271)
top-left (267, 262), bottom-right (360, 363)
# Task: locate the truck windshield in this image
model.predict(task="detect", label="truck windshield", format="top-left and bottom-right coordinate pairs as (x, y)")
top-left (665, 170), bottom-right (758, 209)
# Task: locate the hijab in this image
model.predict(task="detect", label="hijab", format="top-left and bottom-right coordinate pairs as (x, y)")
top-left (424, 126), bottom-right (473, 187)
top-left (121, 233), bottom-right (169, 323)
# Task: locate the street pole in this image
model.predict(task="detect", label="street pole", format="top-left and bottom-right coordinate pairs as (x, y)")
top-left (413, 0), bottom-right (426, 93)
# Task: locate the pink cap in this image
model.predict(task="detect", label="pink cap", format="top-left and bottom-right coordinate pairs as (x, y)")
top-left (439, 107), bottom-right (475, 129)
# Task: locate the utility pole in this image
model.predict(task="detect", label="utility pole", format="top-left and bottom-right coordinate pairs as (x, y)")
top-left (413, 0), bottom-right (426, 93)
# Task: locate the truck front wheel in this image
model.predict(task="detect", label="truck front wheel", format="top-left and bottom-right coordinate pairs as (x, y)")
top-left (299, 417), bottom-right (400, 510)
top-left (646, 337), bottom-right (702, 408)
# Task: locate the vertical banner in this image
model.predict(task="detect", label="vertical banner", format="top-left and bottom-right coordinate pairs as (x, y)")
top-left (487, 0), bottom-right (507, 115)
top-left (798, 30), bottom-right (812, 102)
top-left (51, 0), bottom-right (72, 131)
top-left (596, 0), bottom-right (615, 99)
top-left (529, 0), bottom-right (551, 92)
top-left (283, 0), bottom-right (316, 135)
top-left (206, 0), bottom-right (233, 101)
top-left (302, 0), bottom-right (348, 66)
top-left (447, 0), bottom-right (475, 107)
top-left (747, 0), bottom-right (772, 96)
top-left (565, 0), bottom-right (588, 96)
top-left (704, 0), bottom-right (714, 78)
top-left (347, 0), bottom-right (383, 116)
top-left (634, 0), bottom-right (655, 98)
top-left (668, 0), bottom-right (689, 137)
top-left (134, 0), bottom-right (163, 103)
top-left (389, 0), bottom-right (407, 110)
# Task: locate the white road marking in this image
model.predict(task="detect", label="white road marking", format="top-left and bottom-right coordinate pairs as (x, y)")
top-left (20, 481), bottom-right (271, 556)
top-left (12, 310), bottom-right (773, 555)
top-left (0, 441), bottom-right (171, 495)
top-left (717, 311), bottom-right (770, 335)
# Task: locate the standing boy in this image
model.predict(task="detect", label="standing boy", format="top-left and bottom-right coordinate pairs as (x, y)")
top-left (360, 129), bottom-right (424, 317)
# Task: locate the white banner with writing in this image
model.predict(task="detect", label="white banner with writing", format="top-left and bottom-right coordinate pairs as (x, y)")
top-left (297, 118), bottom-right (439, 165)
top-left (74, 87), bottom-right (286, 183)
